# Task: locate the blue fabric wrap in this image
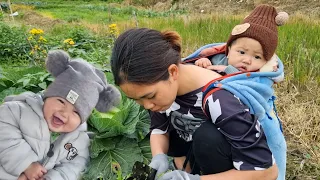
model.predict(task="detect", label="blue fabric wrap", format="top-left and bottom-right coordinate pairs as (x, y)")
top-left (182, 43), bottom-right (226, 61)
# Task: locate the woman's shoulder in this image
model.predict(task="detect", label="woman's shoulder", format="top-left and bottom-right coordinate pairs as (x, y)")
top-left (186, 65), bottom-right (222, 88)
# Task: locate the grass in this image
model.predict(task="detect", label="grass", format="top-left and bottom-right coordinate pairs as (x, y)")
top-left (276, 81), bottom-right (320, 179)
top-left (11, 1), bottom-right (186, 24)
top-left (2, 1), bottom-right (320, 179)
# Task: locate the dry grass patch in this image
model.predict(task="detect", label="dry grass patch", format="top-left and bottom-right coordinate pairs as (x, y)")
top-left (276, 81), bottom-right (320, 179)
top-left (22, 11), bottom-right (64, 29)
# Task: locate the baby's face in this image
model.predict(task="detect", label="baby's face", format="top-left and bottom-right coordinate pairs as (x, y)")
top-left (227, 37), bottom-right (267, 72)
top-left (43, 97), bottom-right (81, 133)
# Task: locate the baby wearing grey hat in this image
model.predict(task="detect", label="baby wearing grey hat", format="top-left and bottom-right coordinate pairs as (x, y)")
top-left (0, 50), bottom-right (121, 180)
top-left (44, 50), bottom-right (121, 123)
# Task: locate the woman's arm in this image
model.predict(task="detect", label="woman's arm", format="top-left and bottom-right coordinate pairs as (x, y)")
top-left (150, 133), bottom-right (169, 156)
top-left (149, 111), bottom-right (171, 156)
top-left (160, 164), bottom-right (277, 180)
top-left (149, 132), bottom-right (171, 178)
top-left (148, 111), bottom-right (172, 178)
top-left (201, 164), bottom-right (278, 180)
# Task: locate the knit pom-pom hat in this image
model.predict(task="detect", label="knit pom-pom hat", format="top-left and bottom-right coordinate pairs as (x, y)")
top-left (44, 50), bottom-right (121, 123)
top-left (226, 4), bottom-right (289, 60)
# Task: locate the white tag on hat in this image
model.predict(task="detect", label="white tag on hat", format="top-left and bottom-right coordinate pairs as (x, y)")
top-left (66, 90), bottom-right (79, 104)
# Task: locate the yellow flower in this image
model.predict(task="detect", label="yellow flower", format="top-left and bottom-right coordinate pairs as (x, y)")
top-left (34, 45), bottom-right (40, 50)
top-left (63, 38), bottom-right (70, 44)
top-left (38, 29), bottom-right (44, 34)
top-left (39, 36), bottom-right (47, 42)
top-left (29, 29), bottom-right (36, 35)
top-left (63, 38), bottom-right (75, 45)
top-left (69, 40), bottom-right (75, 45)
top-left (27, 36), bottom-right (33, 41)
top-left (108, 23), bottom-right (119, 37)
top-left (108, 23), bottom-right (117, 28)
top-left (29, 28), bottom-right (44, 35)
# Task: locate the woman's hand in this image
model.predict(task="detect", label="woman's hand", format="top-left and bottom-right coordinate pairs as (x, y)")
top-left (149, 154), bottom-right (169, 179)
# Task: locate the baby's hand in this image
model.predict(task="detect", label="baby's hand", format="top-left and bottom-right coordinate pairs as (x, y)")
top-left (17, 173), bottom-right (28, 180)
top-left (24, 162), bottom-right (47, 180)
top-left (195, 58), bottom-right (212, 68)
top-left (206, 65), bottom-right (227, 72)
top-left (272, 63), bottom-right (279, 72)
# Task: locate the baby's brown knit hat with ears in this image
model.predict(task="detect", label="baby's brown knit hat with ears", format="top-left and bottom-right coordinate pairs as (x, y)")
top-left (226, 4), bottom-right (289, 60)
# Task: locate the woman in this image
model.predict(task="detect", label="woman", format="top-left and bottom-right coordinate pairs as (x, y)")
top-left (111, 28), bottom-right (278, 180)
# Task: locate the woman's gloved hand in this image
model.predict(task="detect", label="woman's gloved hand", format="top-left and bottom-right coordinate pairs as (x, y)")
top-left (158, 170), bottom-right (200, 180)
top-left (149, 154), bottom-right (169, 179)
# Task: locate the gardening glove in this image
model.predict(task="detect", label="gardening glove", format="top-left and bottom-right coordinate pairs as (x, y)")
top-left (149, 154), bottom-right (169, 179)
top-left (158, 170), bottom-right (200, 180)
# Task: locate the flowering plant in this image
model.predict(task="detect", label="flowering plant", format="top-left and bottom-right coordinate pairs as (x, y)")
top-left (27, 28), bottom-right (47, 66)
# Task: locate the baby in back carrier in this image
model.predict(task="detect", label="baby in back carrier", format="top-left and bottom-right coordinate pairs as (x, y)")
top-left (184, 4), bottom-right (289, 180)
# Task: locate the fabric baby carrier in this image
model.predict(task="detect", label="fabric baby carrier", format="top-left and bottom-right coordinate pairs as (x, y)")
top-left (182, 43), bottom-right (286, 180)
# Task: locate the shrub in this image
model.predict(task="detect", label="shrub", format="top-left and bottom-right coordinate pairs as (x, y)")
top-left (0, 23), bottom-right (30, 62)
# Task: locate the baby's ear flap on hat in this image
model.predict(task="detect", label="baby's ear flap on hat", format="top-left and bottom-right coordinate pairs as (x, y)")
top-left (95, 84), bottom-right (121, 112)
top-left (46, 50), bottom-right (70, 77)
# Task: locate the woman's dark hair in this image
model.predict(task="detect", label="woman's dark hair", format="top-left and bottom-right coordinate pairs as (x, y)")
top-left (111, 28), bottom-right (182, 85)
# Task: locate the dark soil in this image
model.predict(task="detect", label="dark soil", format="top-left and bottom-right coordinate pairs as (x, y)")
top-left (125, 161), bottom-right (156, 180)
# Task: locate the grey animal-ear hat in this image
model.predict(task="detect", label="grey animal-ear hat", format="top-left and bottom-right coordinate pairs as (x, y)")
top-left (43, 50), bottom-right (121, 123)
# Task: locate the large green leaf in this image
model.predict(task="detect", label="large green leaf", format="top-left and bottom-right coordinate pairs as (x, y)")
top-left (0, 77), bottom-right (14, 90)
top-left (89, 109), bottom-right (124, 138)
top-left (0, 87), bottom-right (27, 103)
top-left (83, 136), bottom-right (143, 180)
top-left (88, 107), bottom-right (120, 130)
top-left (121, 99), bottom-right (141, 135)
top-left (86, 95), bottom-right (152, 179)
top-left (0, 80), bottom-right (7, 92)
top-left (138, 136), bottom-right (152, 164)
top-left (0, 67), bottom-right (49, 93)
top-left (125, 110), bottom-right (151, 141)
top-left (2, 66), bottom-right (44, 83)
top-left (89, 137), bottom-right (118, 159)
top-left (137, 110), bottom-right (151, 137)
top-left (88, 99), bottom-right (141, 138)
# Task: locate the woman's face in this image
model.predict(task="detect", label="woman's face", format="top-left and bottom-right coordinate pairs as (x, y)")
top-left (120, 78), bottom-right (178, 112)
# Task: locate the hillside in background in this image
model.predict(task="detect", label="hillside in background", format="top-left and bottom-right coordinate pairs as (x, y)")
top-left (130, 0), bottom-right (320, 18)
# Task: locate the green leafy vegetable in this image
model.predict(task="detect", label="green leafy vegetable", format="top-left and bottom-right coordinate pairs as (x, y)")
top-left (85, 97), bottom-right (152, 180)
